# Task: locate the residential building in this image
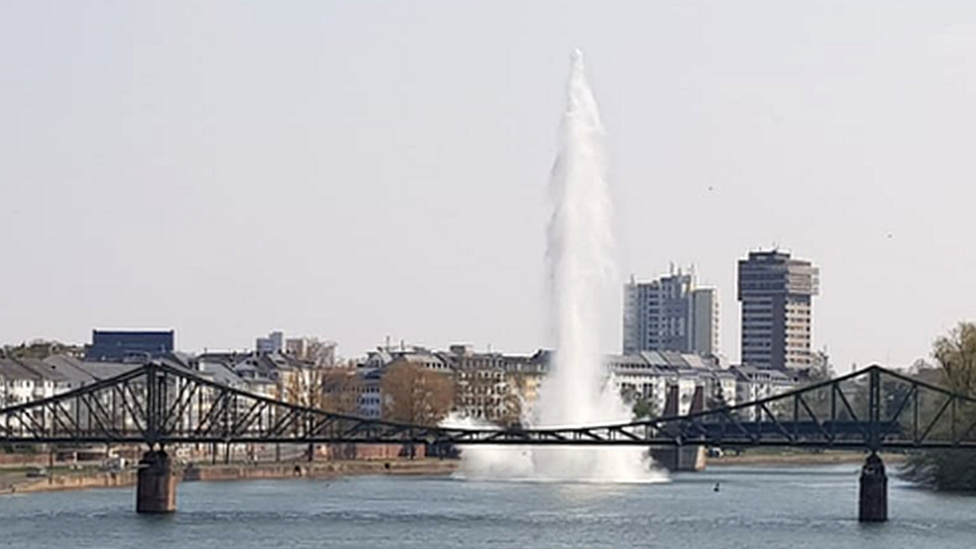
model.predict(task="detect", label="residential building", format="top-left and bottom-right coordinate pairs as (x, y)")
top-left (607, 351), bottom-right (735, 417)
top-left (352, 344), bottom-right (548, 425)
top-left (441, 345), bottom-right (548, 426)
top-left (622, 268), bottom-right (719, 356)
top-left (354, 369), bottom-right (384, 419)
top-left (362, 344), bottom-right (451, 372)
top-left (1, 356), bottom-right (109, 429)
top-left (43, 355), bottom-right (105, 390)
top-left (16, 358), bottom-right (71, 398)
top-left (0, 358), bottom-right (41, 406)
top-left (738, 250), bottom-right (820, 371)
top-left (85, 330), bottom-right (175, 362)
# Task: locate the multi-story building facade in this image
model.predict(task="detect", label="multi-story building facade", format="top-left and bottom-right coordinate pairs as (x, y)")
top-left (738, 250), bottom-right (819, 371)
top-left (622, 269), bottom-right (719, 356)
top-left (607, 351), bottom-right (737, 418)
top-left (356, 344), bottom-right (549, 425)
top-left (691, 288), bottom-right (720, 357)
top-left (441, 345), bottom-right (548, 426)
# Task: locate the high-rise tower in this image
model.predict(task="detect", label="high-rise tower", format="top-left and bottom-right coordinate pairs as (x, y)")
top-left (737, 250), bottom-right (819, 370)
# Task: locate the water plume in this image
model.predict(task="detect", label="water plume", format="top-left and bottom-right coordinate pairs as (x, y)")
top-left (451, 50), bottom-right (665, 483)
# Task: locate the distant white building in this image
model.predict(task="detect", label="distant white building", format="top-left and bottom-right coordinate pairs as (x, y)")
top-left (285, 338), bottom-right (309, 360)
top-left (256, 331), bottom-right (285, 354)
top-left (285, 337), bottom-right (337, 367)
top-left (623, 268), bottom-right (719, 356)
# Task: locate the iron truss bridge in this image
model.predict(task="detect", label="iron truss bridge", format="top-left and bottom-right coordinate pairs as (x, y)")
top-left (2, 362), bottom-right (976, 451)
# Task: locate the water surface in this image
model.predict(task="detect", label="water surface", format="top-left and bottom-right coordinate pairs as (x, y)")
top-left (2, 465), bottom-right (974, 548)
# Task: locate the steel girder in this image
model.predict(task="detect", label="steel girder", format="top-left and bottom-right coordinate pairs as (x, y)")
top-left (2, 363), bottom-right (976, 450)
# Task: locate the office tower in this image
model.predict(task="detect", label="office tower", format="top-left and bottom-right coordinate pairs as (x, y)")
top-left (738, 250), bottom-right (819, 370)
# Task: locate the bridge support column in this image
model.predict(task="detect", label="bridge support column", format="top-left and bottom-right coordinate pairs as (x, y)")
top-left (649, 446), bottom-right (706, 472)
top-left (859, 452), bottom-right (887, 522)
top-left (136, 449), bottom-right (176, 514)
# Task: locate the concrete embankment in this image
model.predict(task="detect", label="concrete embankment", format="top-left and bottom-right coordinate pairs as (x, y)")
top-left (0, 459), bottom-right (458, 496)
top-left (183, 459), bottom-right (457, 482)
top-left (0, 469), bottom-right (136, 495)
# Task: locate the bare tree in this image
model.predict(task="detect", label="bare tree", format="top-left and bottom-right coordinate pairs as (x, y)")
top-left (306, 339), bottom-right (337, 368)
top-left (319, 367), bottom-right (362, 415)
top-left (498, 379), bottom-right (523, 427)
top-left (282, 367), bottom-right (328, 409)
top-left (279, 366), bottom-right (359, 461)
top-left (381, 361), bottom-right (453, 425)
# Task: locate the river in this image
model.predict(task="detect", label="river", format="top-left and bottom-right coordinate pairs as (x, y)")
top-left (1, 465), bottom-right (974, 548)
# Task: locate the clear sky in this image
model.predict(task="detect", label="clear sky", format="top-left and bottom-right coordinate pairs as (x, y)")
top-left (2, 2), bottom-right (974, 370)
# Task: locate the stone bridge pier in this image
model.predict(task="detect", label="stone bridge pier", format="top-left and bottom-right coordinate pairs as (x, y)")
top-left (859, 452), bottom-right (887, 522)
top-left (136, 448), bottom-right (177, 513)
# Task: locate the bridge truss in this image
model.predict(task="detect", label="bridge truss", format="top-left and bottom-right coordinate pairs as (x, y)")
top-left (2, 362), bottom-right (975, 451)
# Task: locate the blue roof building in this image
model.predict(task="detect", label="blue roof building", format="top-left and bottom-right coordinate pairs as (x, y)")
top-left (85, 330), bottom-right (175, 362)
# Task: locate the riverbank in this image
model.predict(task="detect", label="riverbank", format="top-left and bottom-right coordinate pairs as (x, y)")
top-left (707, 450), bottom-right (906, 467)
top-left (1, 451), bottom-right (910, 496)
top-left (0, 459), bottom-right (458, 496)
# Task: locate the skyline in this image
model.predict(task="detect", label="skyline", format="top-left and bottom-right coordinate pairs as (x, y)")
top-left (2, 2), bottom-right (975, 371)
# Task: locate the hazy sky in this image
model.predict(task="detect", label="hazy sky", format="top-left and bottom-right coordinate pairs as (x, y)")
top-left (2, 2), bottom-right (974, 370)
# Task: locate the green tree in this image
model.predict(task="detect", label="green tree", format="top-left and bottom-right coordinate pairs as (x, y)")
top-left (619, 384), bottom-right (655, 420)
top-left (934, 323), bottom-right (976, 397)
top-left (319, 366), bottom-right (363, 415)
top-left (632, 397), bottom-right (654, 420)
top-left (903, 321), bottom-right (976, 491)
